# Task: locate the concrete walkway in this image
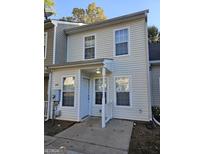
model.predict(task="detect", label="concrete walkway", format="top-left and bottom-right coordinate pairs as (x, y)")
top-left (45, 117), bottom-right (133, 154)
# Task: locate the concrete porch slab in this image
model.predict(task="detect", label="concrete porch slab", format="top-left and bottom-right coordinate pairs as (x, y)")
top-left (53, 117), bottom-right (133, 153)
top-left (44, 135), bottom-right (57, 146)
top-left (46, 138), bottom-right (127, 154)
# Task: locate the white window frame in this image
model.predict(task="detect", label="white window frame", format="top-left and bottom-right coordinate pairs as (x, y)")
top-left (60, 75), bottom-right (77, 108)
top-left (114, 75), bottom-right (132, 108)
top-left (113, 26), bottom-right (130, 57)
top-left (83, 34), bottom-right (96, 60)
top-left (93, 77), bottom-right (109, 106)
top-left (44, 32), bottom-right (48, 59)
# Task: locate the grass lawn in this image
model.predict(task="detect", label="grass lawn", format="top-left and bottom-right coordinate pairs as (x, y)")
top-left (129, 121), bottom-right (160, 154)
top-left (44, 119), bottom-right (76, 136)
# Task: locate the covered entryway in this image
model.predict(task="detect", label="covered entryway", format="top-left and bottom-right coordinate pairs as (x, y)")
top-left (47, 58), bottom-right (113, 128)
top-left (80, 65), bottom-right (112, 128)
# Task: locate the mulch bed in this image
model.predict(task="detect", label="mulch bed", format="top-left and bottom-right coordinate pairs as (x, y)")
top-left (44, 119), bottom-right (76, 136)
top-left (128, 121), bottom-right (160, 154)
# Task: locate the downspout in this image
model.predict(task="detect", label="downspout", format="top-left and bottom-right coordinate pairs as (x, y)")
top-left (144, 11), bottom-right (152, 121)
top-left (45, 71), bottom-right (52, 121)
top-left (153, 116), bottom-right (160, 126)
top-left (51, 20), bottom-right (57, 64)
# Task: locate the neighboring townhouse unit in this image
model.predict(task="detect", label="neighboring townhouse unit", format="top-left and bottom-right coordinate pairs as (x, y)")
top-left (45, 10), bottom-right (152, 128)
top-left (149, 43), bottom-right (160, 107)
top-left (44, 20), bottom-right (84, 106)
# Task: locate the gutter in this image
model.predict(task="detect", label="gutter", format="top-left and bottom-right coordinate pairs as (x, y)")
top-left (47, 62), bottom-right (103, 70)
top-left (46, 58), bottom-right (113, 70)
top-left (51, 20), bottom-right (85, 26)
top-left (153, 116), bottom-right (160, 126)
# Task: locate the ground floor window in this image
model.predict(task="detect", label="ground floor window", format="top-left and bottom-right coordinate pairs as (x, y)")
top-left (95, 78), bottom-right (107, 105)
top-left (62, 76), bottom-right (75, 107)
top-left (115, 77), bottom-right (130, 106)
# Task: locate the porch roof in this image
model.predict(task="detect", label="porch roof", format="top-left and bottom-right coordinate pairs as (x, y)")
top-left (46, 58), bottom-right (113, 70)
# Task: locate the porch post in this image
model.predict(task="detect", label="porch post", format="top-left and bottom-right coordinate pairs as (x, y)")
top-left (102, 67), bottom-right (106, 128)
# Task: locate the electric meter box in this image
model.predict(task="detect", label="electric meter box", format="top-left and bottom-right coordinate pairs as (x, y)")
top-left (52, 89), bottom-right (61, 102)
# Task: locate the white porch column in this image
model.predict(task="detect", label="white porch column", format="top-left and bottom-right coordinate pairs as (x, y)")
top-left (101, 67), bottom-right (106, 128)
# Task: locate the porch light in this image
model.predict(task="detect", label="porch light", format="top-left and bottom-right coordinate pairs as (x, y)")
top-left (96, 68), bottom-right (101, 74)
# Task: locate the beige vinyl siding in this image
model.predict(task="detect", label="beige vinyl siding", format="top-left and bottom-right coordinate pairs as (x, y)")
top-left (55, 24), bottom-right (81, 64)
top-left (44, 27), bottom-right (54, 66)
top-left (51, 68), bottom-right (80, 121)
top-left (150, 65), bottom-right (160, 107)
top-left (67, 19), bottom-right (150, 121)
top-left (44, 23), bottom-right (81, 66)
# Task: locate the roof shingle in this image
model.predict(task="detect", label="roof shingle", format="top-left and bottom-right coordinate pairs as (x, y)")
top-left (149, 43), bottom-right (160, 61)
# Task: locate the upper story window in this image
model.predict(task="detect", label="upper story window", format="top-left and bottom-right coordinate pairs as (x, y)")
top-left (44, 32), bottom-right (48, 59)
top-left (84, 35), bottom-right (95, 59)
top-left (114, 28), bottom-right (129, 56)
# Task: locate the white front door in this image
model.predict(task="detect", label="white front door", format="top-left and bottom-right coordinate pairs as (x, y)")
top-left (81, 78), bottom-right (89, 118)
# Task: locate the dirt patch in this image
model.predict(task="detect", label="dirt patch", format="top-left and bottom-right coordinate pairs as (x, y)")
top-left (128, 121), bottom-right (160, 154)
top-left (44, 119), bottom-right (76, 136)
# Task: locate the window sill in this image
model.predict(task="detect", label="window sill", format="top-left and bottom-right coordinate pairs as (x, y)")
top-left (113, 53), bottom-right (130, 58)
top-left (114, 104), bottom-right (132, 108)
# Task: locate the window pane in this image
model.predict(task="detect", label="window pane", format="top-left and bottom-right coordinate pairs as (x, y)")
top-left (85, 35), bottom-right (95, 48)
top-left (85, 48), bottom-right (95, 59)
top-left (95, 78), bottom-right (107, 92)
top-left (115, 31), bottom-right (120, 43)
top-left (95, 92), bottom-right (107, 104)
top-left (115, 28), bottom-right (128, 43)
top-left (116, 77), bottom-right (129, 92)
top-left (63, 77), bottom-right (75, 92)
top-left (123, 29), bottom-right (128, 42)
top-left (116, 42), bottom-right (128, 55)
top-left (63, 92), bottom-right (74, 106)
top-left (116, 92), bottom-right (130, 106)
